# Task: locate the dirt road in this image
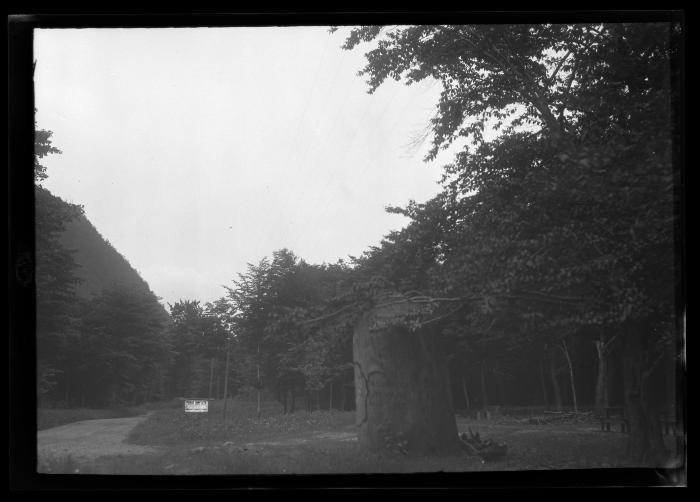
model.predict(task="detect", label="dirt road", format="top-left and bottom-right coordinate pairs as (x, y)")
top-left (37, 414), bottom-right (156, 467)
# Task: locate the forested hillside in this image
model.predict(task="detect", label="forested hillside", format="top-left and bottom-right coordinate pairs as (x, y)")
top-left (57, 200), bottom-right (154, 300)
top-left (35, 128), bottom-right (171, 408)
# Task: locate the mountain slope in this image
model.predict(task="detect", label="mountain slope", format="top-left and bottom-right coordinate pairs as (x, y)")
top-left (44, 192), bottom-right (158, 303)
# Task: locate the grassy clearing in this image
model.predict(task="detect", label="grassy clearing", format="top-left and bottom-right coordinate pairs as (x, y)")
top-left (71, 425), bottom-right (682, 475)
top-left (127, 398), bottom-right (355, 446)
top-left (37, 406), bottom-right (148, 431)
top-left (42, 398), bottom-right (684, 475)
top-left (79, 442), bottom-right (486, 475)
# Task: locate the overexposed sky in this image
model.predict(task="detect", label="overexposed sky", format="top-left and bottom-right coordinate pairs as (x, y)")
top-left (35, 27), bottom-right (459, 306)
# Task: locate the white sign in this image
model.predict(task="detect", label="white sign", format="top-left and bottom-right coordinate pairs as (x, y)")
top-left (184, 399), bottom-right (208, 413)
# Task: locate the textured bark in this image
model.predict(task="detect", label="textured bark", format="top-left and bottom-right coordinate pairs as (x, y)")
top-left (353, 301), bottom-right (459, 455)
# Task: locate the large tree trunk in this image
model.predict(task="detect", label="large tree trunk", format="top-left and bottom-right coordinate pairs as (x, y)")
top-left (353, 303), bottom-right (459, 455)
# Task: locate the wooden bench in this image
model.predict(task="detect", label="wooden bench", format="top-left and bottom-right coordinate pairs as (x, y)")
top-left (600, 407), bottom-right (629, 433)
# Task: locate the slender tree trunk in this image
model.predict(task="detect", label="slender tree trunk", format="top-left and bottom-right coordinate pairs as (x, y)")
top-left (561, 340), bottom-right (578, 413)
top-left (548, 345), bottom-right (563, 411)
top-left (144, 379), bottom-right (152, 403)
top-left (353, 300), bottom-right (459, 454)
top-left (256, 343), bottom-right (261, 419)
top-left (539, 357), bottom-right (549, 408)
top-left (461, 376), bottom-right (471, 410)
top-left (64, 373), bottom-right (70, 406)
top-left (329, 381), bottom-right (334, 410)
top-left (622, 328), bottom-right (668, 465)
top-left (290, 388), bottom-right (296, 412)
top-left (495, 370), bottom-right (507, 406)
top-left (208, 357), bottom-right (215, 400)
top-left (222, 338), bottom-right (231, 420)
top-left (480, 360), bottom-right (489, 411)
top-left (595, 338), bottom-right (610, 414)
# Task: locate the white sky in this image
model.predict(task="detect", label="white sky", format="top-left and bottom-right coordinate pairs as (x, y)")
top-left (34, 27), bottom-right (462, 307)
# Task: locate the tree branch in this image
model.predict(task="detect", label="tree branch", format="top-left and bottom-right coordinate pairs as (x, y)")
top-left (415, 305), bottom-right (465, 328)
top-left (302, 302), bottom-right (359, 325)
top-left (547, 49), bottom-right (573, 86)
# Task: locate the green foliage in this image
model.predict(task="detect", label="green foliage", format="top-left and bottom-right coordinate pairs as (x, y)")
top-left (75, 285), bottom-right (172, 406)
top-left (334, 22), bottom-right (680, 420)
top-left (219, 250), bottom-right (356, 403)
top-left (34, 122), bottom-right (84, 404)
top-left (35, 119), bottom-right (173, 408)
top-left (339, 22), bottom-right (678, 329)
top-left (59, 213), bottom-right (155, 300)
top-left (34, 120), bottom-right (61, 185)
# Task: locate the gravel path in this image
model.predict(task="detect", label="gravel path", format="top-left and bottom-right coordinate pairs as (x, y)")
top-left (38, 413), bottom-right (157, 467)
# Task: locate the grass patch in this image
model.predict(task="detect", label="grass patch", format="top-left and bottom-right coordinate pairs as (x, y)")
top-left (83, 428), bottom-right (674, 475)
top-left (45, 397), bottom-right (683, 475)
top-left (37, 454), bottom-right (81, 474)
top-left (85, 442), bottom-right (487, 475)
top-left (37, 406), bottom-right (147, 431)
top-left (127, 398), bottom-right (355, 446)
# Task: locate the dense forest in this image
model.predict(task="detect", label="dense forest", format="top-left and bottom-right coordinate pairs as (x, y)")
top-left (35, 22), bottom-right (683, 465)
